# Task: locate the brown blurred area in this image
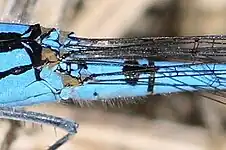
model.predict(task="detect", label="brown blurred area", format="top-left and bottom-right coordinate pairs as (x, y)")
top-left (1, 0), bottom-right (226, 150)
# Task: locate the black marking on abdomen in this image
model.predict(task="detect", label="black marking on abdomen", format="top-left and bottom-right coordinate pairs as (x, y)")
top-left (0, 39), bottom-right (43, 87)
top-left (0, 24), bottom-right (41, 41)
top-left (21, 24), bottom-right (41, 39)
top-left (0, 40), bottom-right (24, 52)
top-left (122, 60), bottom-right (158, 86)
top-left (123, 60), bottom-right (147, 86)
top-left (0, 24), bottom-right (43, 67)
top-left (0, 64), bottom-right (33, 79)
top-left (147, 61), bottom-right (155, 93)
top-left (22, 40), bottom-right (43, 67)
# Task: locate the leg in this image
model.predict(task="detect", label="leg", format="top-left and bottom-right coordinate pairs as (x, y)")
top-left (0, 106), bottom-right (78, 150)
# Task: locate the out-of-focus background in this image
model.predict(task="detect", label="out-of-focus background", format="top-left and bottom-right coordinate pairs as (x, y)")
top-left (1, 0), bottom-right (226, 150)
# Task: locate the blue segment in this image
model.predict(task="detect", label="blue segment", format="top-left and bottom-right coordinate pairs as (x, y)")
top-left (0, 48), bottom-right (31, 71)
top-left (40, 67), bottom-right (64, 91)
top-left (0, 23), bottom-right (29, 34)
top-left (0, 66), bottom-right (65, 107)
top-left (41, 29), bottom-right (61, 50)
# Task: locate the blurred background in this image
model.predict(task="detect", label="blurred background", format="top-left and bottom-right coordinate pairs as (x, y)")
top-left (0, 0), bottom-right (226, 150)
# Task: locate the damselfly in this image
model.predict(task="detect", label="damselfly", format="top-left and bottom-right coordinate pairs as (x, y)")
top-left (1, 22), bottom-right (226, 149)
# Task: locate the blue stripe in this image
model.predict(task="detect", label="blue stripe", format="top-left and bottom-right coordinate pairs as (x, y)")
top-left (0, 23), bottom-right (29, 34)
